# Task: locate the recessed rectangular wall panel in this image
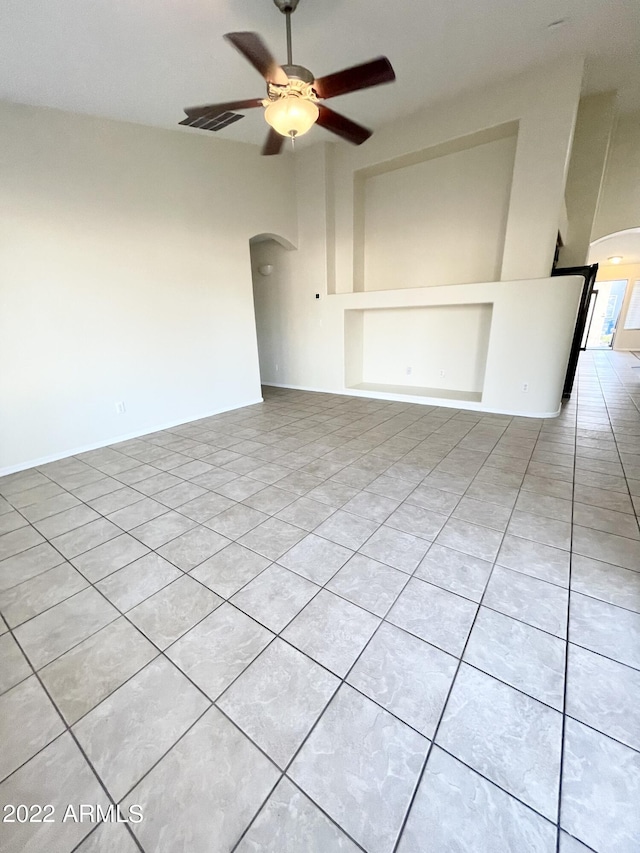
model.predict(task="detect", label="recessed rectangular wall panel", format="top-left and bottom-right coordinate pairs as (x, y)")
top-left (360, 132), bottom-right (517, 291)
top-left (345, 304), bottom-right (493, 401)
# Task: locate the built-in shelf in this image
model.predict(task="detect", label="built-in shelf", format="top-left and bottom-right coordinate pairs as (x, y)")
top-left (335, 275), bottom-right (585, 417)
top-left (347, 382), bottom-right (483, 402)
top-left (344, 303), bottom-right (492, 406)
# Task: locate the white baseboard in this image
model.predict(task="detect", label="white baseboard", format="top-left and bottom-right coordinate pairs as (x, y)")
top-left (0, 397), bottom-right (264, 477)
top-left (263, 383), bottom-right (561, 419)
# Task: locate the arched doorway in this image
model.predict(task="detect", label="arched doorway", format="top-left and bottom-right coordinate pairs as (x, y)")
top-left (249, 233), bottom-right (296, 385)
top-left (588, 229), bottom-right (640, 351)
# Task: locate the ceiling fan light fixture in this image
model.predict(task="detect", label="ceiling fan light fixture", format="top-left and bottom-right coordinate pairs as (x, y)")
top-left (264, 95), bottom-right (319, 138)
top-left (181, 0), bottom-right (395, 153)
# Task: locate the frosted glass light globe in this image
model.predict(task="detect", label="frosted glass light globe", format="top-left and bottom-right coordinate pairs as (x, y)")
top-left (265, 96), bottom-right (319, 138)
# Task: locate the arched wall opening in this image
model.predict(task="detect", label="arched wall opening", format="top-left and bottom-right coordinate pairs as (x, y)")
top-left (249, 234), bottom-right (297, 386)
top-left (587, 229), bottom-right (640, 351)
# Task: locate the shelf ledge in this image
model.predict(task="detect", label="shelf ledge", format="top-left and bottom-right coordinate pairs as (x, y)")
top-left (347, 382), bottom-right (482, 403)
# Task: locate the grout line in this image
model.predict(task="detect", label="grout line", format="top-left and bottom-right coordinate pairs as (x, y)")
top-left (388, 434), bottom-right (537, 852)
top-left (219, 414), bottom-right (519, 848)
top-left (554, 363), bottom-right (579, 853)
top-left (2, 635), bottom-right (147, 853)
top-left (1, 365), bottom-right (638, 850)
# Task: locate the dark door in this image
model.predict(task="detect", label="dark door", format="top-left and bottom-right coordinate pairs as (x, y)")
top-left (552, 264), bottom-right (599, 398)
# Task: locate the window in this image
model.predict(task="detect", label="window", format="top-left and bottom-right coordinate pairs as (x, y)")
top-left (623, 280), bottom-right (640, 330)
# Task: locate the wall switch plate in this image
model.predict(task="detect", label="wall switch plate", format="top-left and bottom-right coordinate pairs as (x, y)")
top-left (115, 401), bottom-right (126, 414)
top-left (406, 366), bottom-right (412, 375)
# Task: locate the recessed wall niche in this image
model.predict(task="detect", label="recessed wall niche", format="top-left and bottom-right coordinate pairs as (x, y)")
top-left (353, 122), bottom-right (518, 292)
top-left (344, 303), bottom-right (493, 402)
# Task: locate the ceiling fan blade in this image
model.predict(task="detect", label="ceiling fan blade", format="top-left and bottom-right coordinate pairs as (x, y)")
top-left (224, 32), bottom-right (289, 85)
top-left (262, 128), bottom-right (285, 156)
top-left (316, 105), bottom-right (372, 145)
top-left (313, 57), bottom-right (395, 100)
top-left (182, 99), bottom-right (264, 122)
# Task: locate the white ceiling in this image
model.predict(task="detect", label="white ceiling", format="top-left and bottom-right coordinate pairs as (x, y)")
top-left (590, 229), bottom-right (640, 266)
top-left (1, 0), bottom-right (639, 148)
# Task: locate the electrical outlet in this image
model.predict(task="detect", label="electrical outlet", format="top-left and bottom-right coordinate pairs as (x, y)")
top-left (522, 383), bottom-right (529, 393)
top-left (115, 401), bottom-right (126, 414)
top-left (406, 366), bottom-right (412, 375)
top-left (439, 369), bottom-right (446, 378)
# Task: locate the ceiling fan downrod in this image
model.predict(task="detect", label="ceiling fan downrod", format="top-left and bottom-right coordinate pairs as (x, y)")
top-left (273, 0), bottom-right (300, 66)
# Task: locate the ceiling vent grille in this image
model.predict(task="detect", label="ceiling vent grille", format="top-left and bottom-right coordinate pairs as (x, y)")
top-left (179, 111), bottom-right (244, 131)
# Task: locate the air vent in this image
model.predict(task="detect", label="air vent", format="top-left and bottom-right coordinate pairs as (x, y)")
top-left (179, 111), bottom-right (244, 132)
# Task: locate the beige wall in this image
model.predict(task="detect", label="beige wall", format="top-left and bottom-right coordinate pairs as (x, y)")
top-left (593, 111), bottom-right (640, 240)
top-left (0, 102), bottom-right (296, 473)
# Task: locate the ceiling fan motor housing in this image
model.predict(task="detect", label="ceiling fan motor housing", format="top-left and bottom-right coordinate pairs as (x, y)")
top-left (282, 64), bottom-right (314, 84)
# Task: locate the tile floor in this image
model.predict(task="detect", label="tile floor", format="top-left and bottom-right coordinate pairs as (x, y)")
top-left (0, 349), bottom-right (639, 853)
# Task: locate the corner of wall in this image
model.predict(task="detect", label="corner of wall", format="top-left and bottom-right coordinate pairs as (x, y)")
top-left (559, 90), bottom-right (618, 267)
top-left (0, 101), bottom-right (299, 472)
top-left (592, 108), bottom-right (640, 241)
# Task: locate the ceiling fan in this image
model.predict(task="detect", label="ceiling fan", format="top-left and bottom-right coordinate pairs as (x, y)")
top-left (179, 0), bottom-right (396, 155)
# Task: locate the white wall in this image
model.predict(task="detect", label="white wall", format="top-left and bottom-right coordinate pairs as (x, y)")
top-left (332, 57), bottom-right (583, 294)
top-left (362, 134), bottom-right (517, 290)
top-left (251, 144), bottom-right (337, 390)
top-left (0, 102), bottom-right (296, 473)
top-left (252, 59), bottom-right (585, 416)
top-left (360, 305), bottom-right (492, 392)
top-left (250, 239), bottom-right (298, 383)
top-left (593, 111), bottom-right (640, 240)
top-left (341, 276), bottom-right (583, 417)
top-left (559, 92), bottom-right (617, 267)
